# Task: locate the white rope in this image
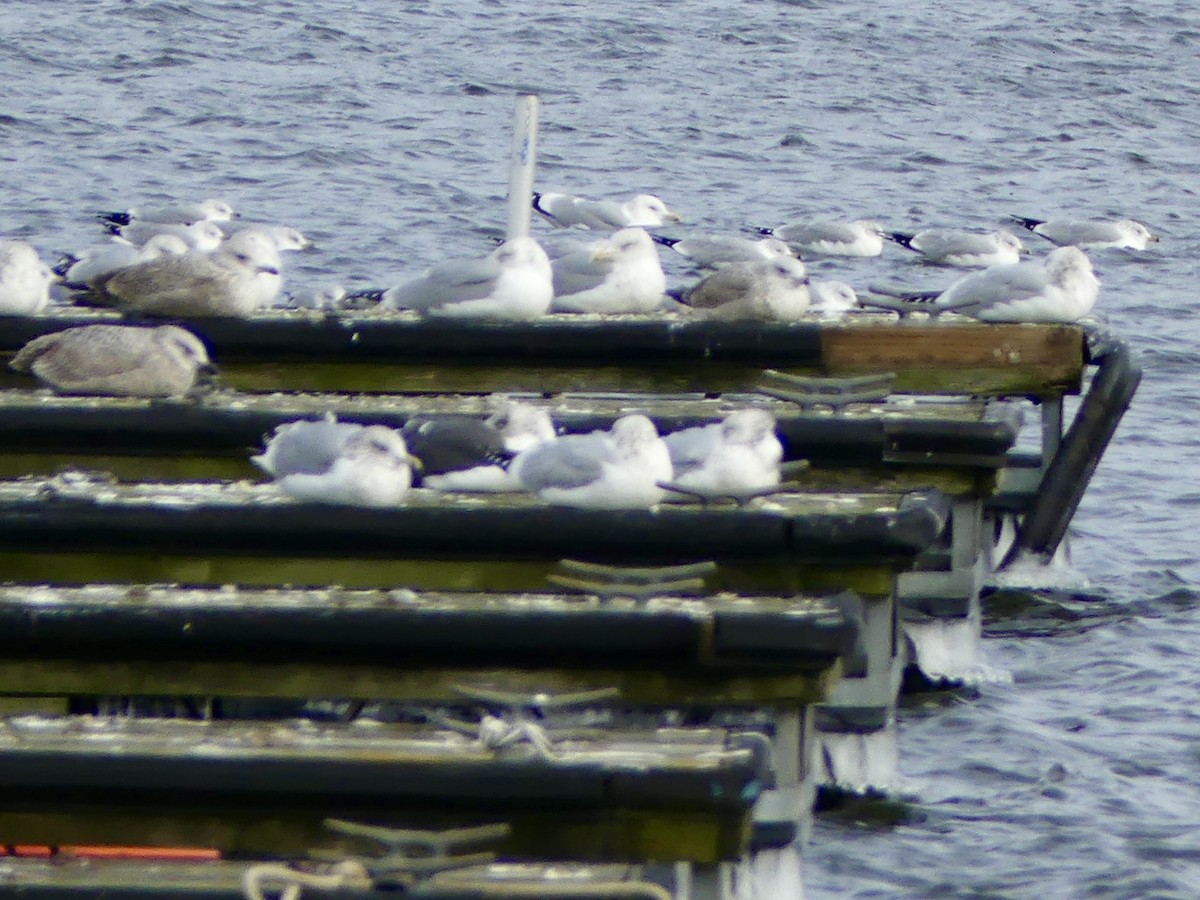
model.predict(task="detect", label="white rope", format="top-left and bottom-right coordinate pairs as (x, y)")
top-left (240, 860), bottom-right (371, 900)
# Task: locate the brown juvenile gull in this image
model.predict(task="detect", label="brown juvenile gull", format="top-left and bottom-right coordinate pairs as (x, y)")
top-left (10, 324), bottom-right (212, 398)
top-left (100, 229), bottom-right (283, 317)
top-left (680, 255), bottom-right (811, 321)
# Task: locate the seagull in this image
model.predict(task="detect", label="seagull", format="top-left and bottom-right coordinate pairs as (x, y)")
top-left (383, 236), bottom-right (553, 320)
top-left (99, 229), bottom-right (283, 317)
top-left (10, 324), bottom-right (212, 398)
top-left (663, 409), bottom-right (783, 501)
top-left (275, 283), bottom-right (346, 310)
top-left (402, 401), bottom-right (557, 492)
top-left (533, 191), bottom-right (682, 230)
top-left (254, 417), bottom-right (418, 507)
top-left (0, 240), bottom-right (57, 315)
top-left (104, 220), bottom-right (228, 252)
top-left (99, 198), bottom-right (236, 228)
top-left (512, 414), bottom-right (673, 509)
top-left (652, 234), bottom-right (795, 269)
top-left (809, 279), bottom-right (860, 315)
top-left (864, 246), bottom-right (1100, 323)
top-left (61, 234), bottom-right (190, 290)
top-left (1009, 216), bottom-right (1158, 249)
top-left (888, 229), bottom-right (1026, 267)
top-left (678, 256), bottom-right (810, 321)
top-left (759, 219), bottom-right (886, 257)
top-left (550, 227), bottom-right (667, 314)
top-left (223, 223), bottom-right (312, 252)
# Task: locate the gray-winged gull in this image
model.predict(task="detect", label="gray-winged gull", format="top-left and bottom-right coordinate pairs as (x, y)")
top-left (512, 413), bottom-right (672, 509)
top-left (759, 219), bottom-right (886, 257)
top-left (888, 229), bottom-right (1025, 267)
top-left (1009, 216), bottom-right (1158, 250)
top-left (551, 227), bottom-right (666, 314)
top-left (383, 236), bottom-right (552, 320)
top-left (866, 246), bottom-right (1100, 323)
top-left (653, 233), bottom-right (795, 269)
top-left (663, 409), bottom-right (783, 500)
top-left (100, 198), bottom-right (236, 228)
top-left (254, 417), bottom-right (417, 507)
top-left (533, 191), bottom-right (682, 230)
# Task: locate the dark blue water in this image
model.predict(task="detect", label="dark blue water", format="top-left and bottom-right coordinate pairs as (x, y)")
top-left (2, 0), bottom-right (1199, 894)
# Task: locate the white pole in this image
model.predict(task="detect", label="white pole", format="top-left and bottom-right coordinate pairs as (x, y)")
top-left (505, 94), bottom-right (539, 241)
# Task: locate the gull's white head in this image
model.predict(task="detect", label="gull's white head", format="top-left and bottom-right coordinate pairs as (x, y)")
top-left (142, 233), bottom-right (191, 259)
top-left (1120, 219), bottom-right (1158, 246)
top-left (492, 235), bottom-right (552, 277)
top-left (345, 426), bottom-right (416, 469)
top-left (611, 414), bottom-right (661, 453)
top-left (222, 229), bottom-right (283, 275)
top-left (186, 220), bottom-right (227, 251)
top-left (994, 231), bottom-right (1027, 253)
top-left (810, 280), bottom-right (859, 311)
top-left (486, 401), bottom-right (557, 453)
top-left (606, 227), bottom-right (657, 261)
top-left (197, 199), bottom-right (236, 222)
top-left (627, 194), bottom-right (682, 226)
top-left (756, 238), bottom-right (796, 259)
top-left (721, 409), bottom-right (780, 451)
top-left (765, 255), bottom-right (809, 289)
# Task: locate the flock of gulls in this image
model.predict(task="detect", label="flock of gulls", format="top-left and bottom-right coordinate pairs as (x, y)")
top-left (0, 191), bottom-right (1158, 509)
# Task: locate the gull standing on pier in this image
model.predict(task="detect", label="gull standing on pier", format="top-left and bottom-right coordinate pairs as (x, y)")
top-left (533, 191), bottom-right (682, 230)
top-left (512, 414), bottom-right (673, 509)
top-left (382, 236), bottom-right (553, 320)
top-left (865, 246), bottom-right (1100, 323)
top-left (550, 227), bottom-right (667, 314)
top-left (254, 417), bottom-right (418, 507)
top-left (10, 324), bottom-right (212, 398)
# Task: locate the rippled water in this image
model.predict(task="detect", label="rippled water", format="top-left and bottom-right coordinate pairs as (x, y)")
top-left (2, 0), bottom-right (1199, 895)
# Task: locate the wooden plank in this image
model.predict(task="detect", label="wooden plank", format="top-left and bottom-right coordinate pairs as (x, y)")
top-left (821, 322), bottom-right (1085, 395)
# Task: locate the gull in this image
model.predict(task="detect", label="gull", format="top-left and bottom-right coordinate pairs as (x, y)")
top-left (224, 223), bottom-right (312, 252)
top-left (1009, 215), bottom-right (1158, 249)
top-left (383, 236), bottom-right (552, 320)
top-left (663, 409), bottom-right (783, 501)
top-left (403, 401), bottom-right (557, 492)
top-left (550, 227), bottom-right (666, 314)
top-left (275, 283), bottom-right (346, 310)
top-left (10, 324), bottom-right (212, 398)
top-left (888, 229), bottom-right (1026, 267)
top-left (61, 234), bottom-right (190, 289)
top-left (809, 279), bottom-right (860, 315)
top-left (253, 417), bottom-right (417, 507)
top-left (107, 220), bottom-right (227, 253)
top-left (99, 198), bottom-right (236, 228)
top-left (533, 191), bottom-right (682, 230)
top-left (864, 246), bottom-right (1100, 323)
top-left (100, 229), bottom-right (283, 317)
top-left (759, 219), bottom-right (886, 257)
top-left (0, 240), bottom-right (57, 315)
top-left (652, 233), bottom-right (795, 269)
top-left (512, 414), bottom-right (673, 509)
top-left (678, 256), bottom-right (810, 321)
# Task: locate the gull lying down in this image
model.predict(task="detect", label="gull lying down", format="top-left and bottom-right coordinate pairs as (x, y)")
top-left (1009, 216), bottom-right (1158, 250)
top-left (888, 229), bottom-right (1025, 267)
top-left (254, 417), bottom-right (418, 507)
top-left (100, 230), bottom-right (283, 317)
top-left (551, 227), bottom-right (667, 314)
top-left (99, 198), bottom-right (236, 228)
top-left (383, 236), bottom-right (553, 320)
top-left (759, 219), bottom-right (886, 257)
top-left (0, 240), bottom-right (58, 315)
top-left (61, 234), bottom-right (190, 289)
top-left (10, 324), bottom-right (212, 398)
top-left (865, 246), bottom-right (1100, 323)
top-left (512, 414), bottom-right (673, 509)
top-left (533, 191), bottom-right (682, 230)
top-left (652, 234), bottom-right (795, 269)
top-left (678, 256), bottom-right (811, 321)
top-left (663, 409), bottom-right (784, 501)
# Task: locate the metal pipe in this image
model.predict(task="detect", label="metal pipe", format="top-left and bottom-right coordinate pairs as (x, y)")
top-left (505, 95), bottom-right (539, 241)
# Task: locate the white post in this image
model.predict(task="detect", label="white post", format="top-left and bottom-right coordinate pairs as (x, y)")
top-left (505, 94), bottom-right (539, 241)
